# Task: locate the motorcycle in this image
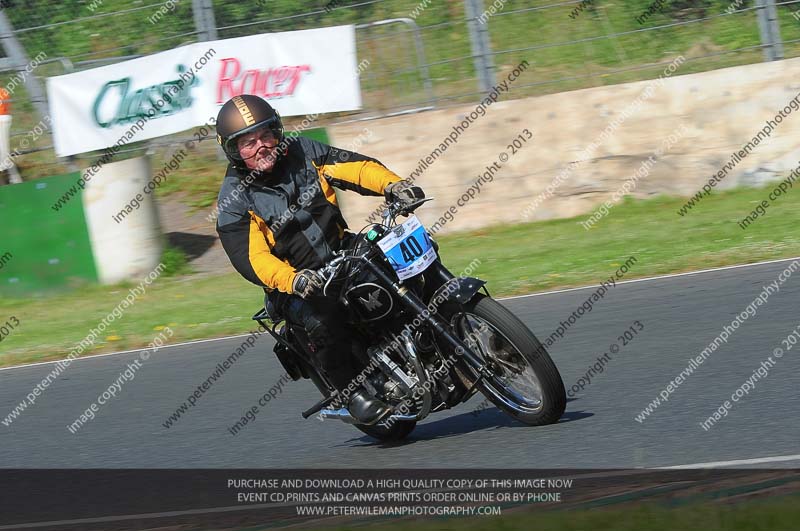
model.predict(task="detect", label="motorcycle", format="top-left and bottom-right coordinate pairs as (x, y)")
top-left (252, 197), bottom-right (566, 441)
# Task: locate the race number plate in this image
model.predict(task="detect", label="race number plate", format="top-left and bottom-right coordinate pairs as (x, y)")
top-left (377, 215), bottom-right (436, 281)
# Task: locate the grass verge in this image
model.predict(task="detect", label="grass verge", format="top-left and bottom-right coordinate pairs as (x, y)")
top-left (1, 182), bottom-right (798, 368)
top-left (292, 494), bottom-right (800, 531)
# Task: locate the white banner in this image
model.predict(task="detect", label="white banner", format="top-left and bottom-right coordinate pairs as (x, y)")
top-left (47, 25), bottom-right (362, 157)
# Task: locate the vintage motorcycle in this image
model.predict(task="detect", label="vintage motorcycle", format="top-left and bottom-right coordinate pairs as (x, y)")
top-left (253, 197), bottom-right (566, 441)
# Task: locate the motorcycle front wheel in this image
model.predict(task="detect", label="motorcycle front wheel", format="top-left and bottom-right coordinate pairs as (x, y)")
top-left (443, 293), bottom-right (566, 425)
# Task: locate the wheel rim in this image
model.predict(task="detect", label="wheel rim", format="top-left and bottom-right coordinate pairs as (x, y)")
top-left (454, 312), bottom-right (544, 414)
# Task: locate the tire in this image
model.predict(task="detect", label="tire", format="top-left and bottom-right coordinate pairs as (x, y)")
top-left (354, 419), bottom-right (416, 442)
top-left (445, 294), bottom-right (566, 426)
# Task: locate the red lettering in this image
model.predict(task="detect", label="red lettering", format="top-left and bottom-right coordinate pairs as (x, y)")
top-left (255, 68), bottom-right (271, 97)
top-left (216, 58), bottom-right (241, 103)
top-left (270, 67), bottom-right (292, 97)
top-left (239, 69), bottom-right (259, 97)
top-left (282, 65), bottom-right (311, 96)
top-left (216, 60), bottom-right (311, 101)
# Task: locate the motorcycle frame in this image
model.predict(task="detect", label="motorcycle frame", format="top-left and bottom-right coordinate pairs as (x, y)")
top-left (252, 200), bottom-right (496, 423)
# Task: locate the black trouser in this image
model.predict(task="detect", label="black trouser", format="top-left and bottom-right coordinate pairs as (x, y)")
top-left (266, 290), bottom-right (364, 392)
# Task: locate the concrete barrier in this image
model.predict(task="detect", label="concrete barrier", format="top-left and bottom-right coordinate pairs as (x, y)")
top-left (330, 57), bottom-right (800, 232)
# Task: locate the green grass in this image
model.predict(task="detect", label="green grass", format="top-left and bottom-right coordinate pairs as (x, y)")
top-left (439, 183), bottom-right (800, 296)
top-left (290, 494), bottom-right (800, 531)
top-left (0, 272), bottom-right (262, 367)
top-left (159, 245), bottom-right (194, 277)
top-left (1, 181), bottom-right (799, 368)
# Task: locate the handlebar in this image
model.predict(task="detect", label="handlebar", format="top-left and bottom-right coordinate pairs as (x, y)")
top-left (316, 196), bottom-right (434, 295)
top-left (318, 253), bottom-right (366, 297)
top-left (318, 254), bottom-right (347, 280)
top-left (382, 197), bottom-right (434, 225)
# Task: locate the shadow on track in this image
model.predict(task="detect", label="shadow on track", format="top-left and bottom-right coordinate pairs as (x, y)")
top-left (340, 398), bottom-right (592, 448)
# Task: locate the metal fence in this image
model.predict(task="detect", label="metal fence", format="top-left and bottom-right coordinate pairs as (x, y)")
top-left (1, 0), bottom-right (799, 180)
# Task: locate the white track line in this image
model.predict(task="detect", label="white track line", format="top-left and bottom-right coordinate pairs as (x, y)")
top-left (660, 454), bottom-right (800, 469)
top-left (501, 255), bottom-right (800, 300)
top-left (0, 333), bottom-right (257, 373)
top-left (3, 255), bottom-right (799, 373)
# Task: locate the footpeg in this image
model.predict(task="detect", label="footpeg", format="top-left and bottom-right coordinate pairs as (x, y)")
top-left (301, 395), bottom-right (334, 419)
top-left (319, 408), bottom-right (358, 424)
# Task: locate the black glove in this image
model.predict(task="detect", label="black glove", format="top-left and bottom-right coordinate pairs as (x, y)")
top-left (292, 269), bottom-right (325, 299)
top-left (384, 181), bottom-right (425, 205)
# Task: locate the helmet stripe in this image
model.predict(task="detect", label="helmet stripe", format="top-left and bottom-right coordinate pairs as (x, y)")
top-left (232, 96), bottom-right (255, 126)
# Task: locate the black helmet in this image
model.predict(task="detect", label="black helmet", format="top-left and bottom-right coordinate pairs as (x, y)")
top-left (216, 95), bottom-right (284, 170)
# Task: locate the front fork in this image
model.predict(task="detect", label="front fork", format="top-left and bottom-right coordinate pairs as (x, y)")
top-left (362, 258), bottom-right (492, 379)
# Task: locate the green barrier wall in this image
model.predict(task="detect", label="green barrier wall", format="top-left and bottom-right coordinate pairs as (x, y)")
top-left (0, 172), bottom-right (98, 296)
top-left (300, 128), bottom-right (330, 144)
top-left (0, 131), bottom-right (330, 296)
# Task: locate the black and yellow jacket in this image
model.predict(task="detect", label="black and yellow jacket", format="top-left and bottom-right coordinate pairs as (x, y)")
top-left (215, 136), bottom-right (402, 294)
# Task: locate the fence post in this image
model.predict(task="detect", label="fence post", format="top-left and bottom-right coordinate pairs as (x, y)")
top-left (192, 0), bottom-right (218, 42)
top-left (355, 19), bottom-right (436, 109)
top-left (756, 0), bottom-right (784, 61)
top-left (0, 11), bottom-right (63, 181)
top-left (0, 12), bottom-right (49, 123)
top-left (464, 0), bottom-right (496, 93)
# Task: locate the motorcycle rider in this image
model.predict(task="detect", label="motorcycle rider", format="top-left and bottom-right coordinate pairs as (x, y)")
top-left (214, 95), bottom-right (424, 425)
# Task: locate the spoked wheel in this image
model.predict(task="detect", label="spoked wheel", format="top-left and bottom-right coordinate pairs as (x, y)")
top-left (445, 294), bottom-right (566, 425)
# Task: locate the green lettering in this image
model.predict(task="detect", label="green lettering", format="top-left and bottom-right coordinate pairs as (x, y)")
top-left (93, 65), bottom-right (197, 128)
top-left (92, 78), bottom-right (130, 128)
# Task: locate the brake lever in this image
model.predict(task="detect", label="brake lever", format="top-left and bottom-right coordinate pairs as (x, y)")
top-left (397, 197), bottom-right (434, 217)
top-left (321, 255), bottom-right (346, 297)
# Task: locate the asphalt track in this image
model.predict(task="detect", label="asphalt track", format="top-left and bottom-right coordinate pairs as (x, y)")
top-left (2, 258), bottom-right (799, 469)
